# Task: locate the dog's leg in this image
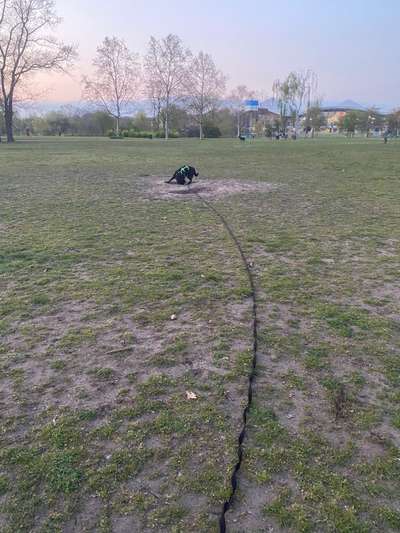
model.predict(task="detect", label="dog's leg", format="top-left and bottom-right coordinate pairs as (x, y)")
top-left (165, 176), bottom-right (176, 184)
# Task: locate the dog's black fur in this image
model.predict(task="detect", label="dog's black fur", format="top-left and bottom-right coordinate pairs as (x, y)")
top-left (166, 165), bottom-right (199, 185)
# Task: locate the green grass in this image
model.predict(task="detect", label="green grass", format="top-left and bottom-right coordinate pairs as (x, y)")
top-left (0, 136), bottom-right (399, 531)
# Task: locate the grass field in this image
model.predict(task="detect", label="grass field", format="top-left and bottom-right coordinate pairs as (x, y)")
top-left (0, 136), bottom-right (399, 532)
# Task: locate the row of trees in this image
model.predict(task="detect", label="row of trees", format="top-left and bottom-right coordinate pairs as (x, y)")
top-left (83, 34), bottom-right (227, 140)
top-left (10, 106), bottom-right (241, 138)
top-left (10, 104), bottom-right (400, 139)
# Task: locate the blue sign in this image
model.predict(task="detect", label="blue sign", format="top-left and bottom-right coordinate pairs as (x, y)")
top-left (245, 99), bottom-right (259, 111)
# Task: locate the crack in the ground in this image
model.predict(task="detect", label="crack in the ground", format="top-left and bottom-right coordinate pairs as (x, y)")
top-left (192, 190), bottom-right (259, 533)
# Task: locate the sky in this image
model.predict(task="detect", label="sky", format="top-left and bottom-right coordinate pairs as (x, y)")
top-left (36, 0), bottom-right (400, 108)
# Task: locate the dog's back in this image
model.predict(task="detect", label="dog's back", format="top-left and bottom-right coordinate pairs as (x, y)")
top-left (176, 165), bottom-right (198, 182)
top-left (173, 168), bottom-right (186, 185)
top-left (167, 165), bottom-right (199, 185)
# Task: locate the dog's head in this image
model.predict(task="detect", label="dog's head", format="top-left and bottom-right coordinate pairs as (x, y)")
top-left (188, 166), bottom-right (198, 177)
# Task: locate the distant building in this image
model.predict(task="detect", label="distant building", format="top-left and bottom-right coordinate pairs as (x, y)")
top-left (320, 105), bottom-right (386, 136)
top-left (320, 106), bottom-right (362, 127)
top-left (241, 102), bottom-right (386, 136)
top-left (242, 107), bottom-right (281, 136)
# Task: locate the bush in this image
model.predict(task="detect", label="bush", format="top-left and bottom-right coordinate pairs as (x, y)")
top-left (122, 130), bottom-right (153, 139)
top-left (120, 130), bottom-right (180, 139)
top-left (185, 126), bottom-right (200, 137)
top-left (203, 125), bottom-right (221, 138)
top-left (153, 130), bottom-right (180, 138)
top-left (108, 130), bottom-right (124, 139)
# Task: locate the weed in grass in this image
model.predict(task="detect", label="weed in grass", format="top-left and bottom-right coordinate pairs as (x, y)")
top-left (50, 360), bottom-right (67, 370)
top-left (0, 474), bottom-right (9, 495)
top-left (89, 367), bottom-right (115, 381)
top-left (31, 293), bottom-right (50, 305)
top-left (43, 450), bottom-right (83, 494)
top-left (78, 409), bottom-right (98, 421)
top-left (375, 506), bottom-right (400, 529)
top-left (149, 504), bottom-right (187, 528)
top-left (265, 488), bottom-right (312, 532)
top-left (392, 411), bottom-right (400, 430)
top-left (282, 369), bottom-right (306, 391)
top-left (304, 345), bottom-right (330, 371)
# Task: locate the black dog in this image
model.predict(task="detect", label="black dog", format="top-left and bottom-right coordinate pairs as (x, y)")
top-left (166, 165), bottom-right (199, 185)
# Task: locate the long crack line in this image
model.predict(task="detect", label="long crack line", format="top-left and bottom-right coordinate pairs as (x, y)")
top-left (192, 190), bottom-right (259, 533)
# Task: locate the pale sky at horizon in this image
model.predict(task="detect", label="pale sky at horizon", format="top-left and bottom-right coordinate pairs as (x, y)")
top-left (37, 0), bottom-right (400, 107)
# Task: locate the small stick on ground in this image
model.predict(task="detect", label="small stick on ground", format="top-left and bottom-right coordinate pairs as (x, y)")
top-left (106, 346), bottom-right (135, 355)
top-left (334, 384), bottom-right (347, 420)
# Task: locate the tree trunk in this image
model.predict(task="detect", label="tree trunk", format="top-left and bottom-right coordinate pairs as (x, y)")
top-left (5, 102), bottom-right (15, 143)
top-left (116, 116), bottom-right (120, 136)
top-left (199, 119), bottom-right (203, 140)
top-left (165, 104), bottom-right (169, 140)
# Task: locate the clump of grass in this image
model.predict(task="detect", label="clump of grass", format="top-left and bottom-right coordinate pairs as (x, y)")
top-left (50, 359), bottom-right (67, 370)
top-left (304, 345), bottom-right (330, 370)
top-left (88, 367), bottom-right (115, 381)
top-left (32, 294), bottom-right (50, 305)
top-left (0, 474), bottom-right (9, 495)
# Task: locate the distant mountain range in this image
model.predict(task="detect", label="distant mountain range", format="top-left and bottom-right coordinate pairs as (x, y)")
top-left (16, 100), bottom-right (151, 118)
top-left (261, 98), bottom-right (395, 114)
top-left (16, 98), bottom-right (397, 118)
top-left (325, 99), bottom-right (366, 110)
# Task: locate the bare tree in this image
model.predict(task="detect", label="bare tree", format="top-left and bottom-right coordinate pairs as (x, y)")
top-left (272, 78), bottom-right (291, 133)
top-left (273, 70), bottom-right (318, 132)
top-left (145, 34), bottom-right (191, 139)
top-left (304, 98), bottom-right (325, 136)
top-left (0, 0), bottom-right (76, 142)
top-left (229, 85), bottom-right (256, 137)
top-left (304, 70), bottom-right (318, 114)
top-left (83, 37), bottom-right (141, 136)
top-left (147, 72), bottom-right (163, 134)
top-left (185, 51), bottom-right (226, 139)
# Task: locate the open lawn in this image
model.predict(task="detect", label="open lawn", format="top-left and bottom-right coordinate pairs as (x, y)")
top-left (0, 136), bottom-right (399, 532)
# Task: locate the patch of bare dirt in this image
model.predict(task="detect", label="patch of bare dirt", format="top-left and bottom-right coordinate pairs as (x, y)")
top-left (62, 496), bottom-right (103, 533)
top-left (372, 281), bottom-right (400, 302)
top-left (1, 296), bottom-right (255, 447)
top-left (0, 223), bottom-right (9, 233)
top-left (142, 177), bottom-right (278, 201)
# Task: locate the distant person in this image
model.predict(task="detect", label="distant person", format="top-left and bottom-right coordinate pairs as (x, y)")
top-left (383, 130), bottom-right (390, 144)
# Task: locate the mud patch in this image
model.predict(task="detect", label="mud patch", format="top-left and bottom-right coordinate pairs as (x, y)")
top-left (142, 177), bottom-right (278, 200)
